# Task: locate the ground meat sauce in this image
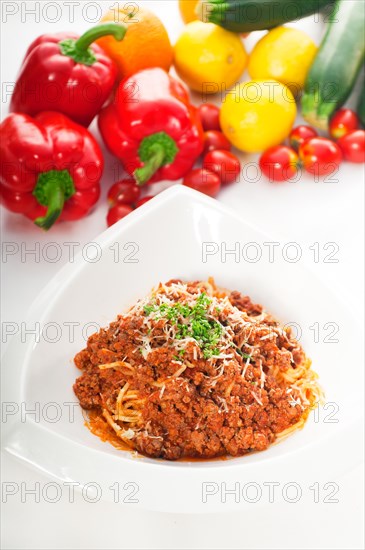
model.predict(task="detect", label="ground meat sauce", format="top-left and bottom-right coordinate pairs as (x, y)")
top-left (73, 279), bottom-right (321, 460)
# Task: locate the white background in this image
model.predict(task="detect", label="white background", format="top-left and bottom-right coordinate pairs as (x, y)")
top-left (1, 1), bottom-right (364, 548)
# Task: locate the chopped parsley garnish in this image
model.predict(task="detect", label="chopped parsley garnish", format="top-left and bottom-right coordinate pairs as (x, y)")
top-left (173, 350), bottom-right (186, 361)
top-left (231, 344), bottom-right (251, 360)
top-left (144, 293), bottom-right (224, 359)
top-left (143, 304), bottom-right (156, 316)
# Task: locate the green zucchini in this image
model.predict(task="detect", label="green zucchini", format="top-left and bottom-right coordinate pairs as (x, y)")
top-left (302, 0), bottom-right (365, 130)
top-left (357, 81), bottom-right (365, 127)
top-left (197, 0), bottom-right (335, 32)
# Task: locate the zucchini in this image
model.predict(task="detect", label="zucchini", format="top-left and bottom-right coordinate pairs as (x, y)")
top-left (357, 81), bottom-right (365, 127)
top-left (302, 0), bottom-right (365, 130)
top-left (197, 0), bottom-right (335, 32)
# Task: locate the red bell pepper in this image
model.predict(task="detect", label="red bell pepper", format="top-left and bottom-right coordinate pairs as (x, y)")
top-left (0, 112), bottom-right (103, 230)
top-left (10, 24), bottom-right (126, 127)
top-left (98, 68), bottom-right (204, 185)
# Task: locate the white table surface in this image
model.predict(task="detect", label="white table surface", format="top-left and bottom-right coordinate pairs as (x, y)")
top-left (1, 1), bottom-right (364, 548)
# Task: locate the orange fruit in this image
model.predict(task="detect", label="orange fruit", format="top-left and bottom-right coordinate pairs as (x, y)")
top-left (179, 0), bottom-right (199, 23)
top-left (97, 6), bottom-right (173, 80)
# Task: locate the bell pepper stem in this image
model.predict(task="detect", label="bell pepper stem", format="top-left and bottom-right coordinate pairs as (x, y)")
top-left (34, 183), bottom-right (65, 230)
top-left (59, 23), bottom-right (127, 65)
top-left (134, 132), bottom-right (179, 186)
top-left (33, 169), bottom-right (75, 231)
top-left (134, 144), bottom-right (167, 186)
top-left (74, 23), bottom-right (127, 52)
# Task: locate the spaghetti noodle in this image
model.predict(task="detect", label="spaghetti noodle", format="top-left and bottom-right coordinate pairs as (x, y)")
top-left (73, 279), bottom-right (322, 460)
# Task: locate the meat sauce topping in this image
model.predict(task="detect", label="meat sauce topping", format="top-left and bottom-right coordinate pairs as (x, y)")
top-left (73, 279), bottom-right (321, 460)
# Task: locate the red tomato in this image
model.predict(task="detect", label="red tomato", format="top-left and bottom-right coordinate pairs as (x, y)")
top-left (107, 179), bottom-right (141, 206)
top-left (299, 137), bottom-right (343, 176)
top-left (329, 109), bottom-right (360, 140)
top-left (259, 146), bottom-right (299, 182)
top-left (203, 131), bottom-right (232, 155)
top-left (183, 169), bottom-right (221, 197)
top-left (337, 130), bottom-right (365, 163)
top-left (203, 150), bottom-right (241, 185)
top-left (289, 125), bottom-right (318, 150)
top-left (107, 204), bottom-right (134, 227)
top-left (198, 104), bottom-right (221, 131)
top-left (135, 196), bottom-right (154, 207)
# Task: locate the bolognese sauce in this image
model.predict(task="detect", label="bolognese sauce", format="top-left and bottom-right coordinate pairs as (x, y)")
top-left (73, 279), bottom-right (322, 460)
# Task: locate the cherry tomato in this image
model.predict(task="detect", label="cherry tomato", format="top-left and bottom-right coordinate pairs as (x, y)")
top-left (107, 179), bottom-right (141, 206)
top-left (183, 169), bottom-right (221, 197)
top-left (107, 204), bottom-right (134, 227)
top-left (337, 130), bottom-right (365, 163)
top-left (329, 109), bottom-right (360, 140)
top-left (259, 146), bottom-right (299, 182)
top-left (289, 125), bottom-right (318, 151)
top-left (203, 150), bottom-right (241, 185)
top-left (198, 104), bottom-right (221, 131)
top-left (299, 137), bottom-right (343, 176)
top-left (135, 196), bottom-right (154, 207)
top-left (203, 131), bottom-right (231, 155)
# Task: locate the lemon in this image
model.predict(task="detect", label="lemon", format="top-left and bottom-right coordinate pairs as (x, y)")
top-left (220, 80), bottom-right (297, 153)
top-left (174, 21), bottom-right (248, 94)
top-left (248, 27), bottom-right (317, 96)
top-left (178, 0), bottom-right (199, 23)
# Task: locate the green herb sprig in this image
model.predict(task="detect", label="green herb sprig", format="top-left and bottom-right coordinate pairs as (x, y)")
top-left (144, 293), bottom-right (224, 359)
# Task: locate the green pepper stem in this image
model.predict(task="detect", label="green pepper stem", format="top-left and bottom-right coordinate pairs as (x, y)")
top-left (134, 144), bottom-right (167, 186)
top-left (134, 132), bottom-right (179, 186)
top-left (59, 23), bottom-right (127, 65)
top-left (33, 169), bottom-right (75, 231)
top-left (34, 182), bottom-right (65, 230)
top-left (75, 23), bottom-right (127, 52)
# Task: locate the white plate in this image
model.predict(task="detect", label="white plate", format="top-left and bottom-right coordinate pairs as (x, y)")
top-left (2, 186), bottom-right (362, 513)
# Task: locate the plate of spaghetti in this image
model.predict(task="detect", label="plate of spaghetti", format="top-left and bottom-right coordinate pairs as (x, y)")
top-left (2, 187), bottom-right (362, 512)
top-left (74, 278), bottom-right (322, 460)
